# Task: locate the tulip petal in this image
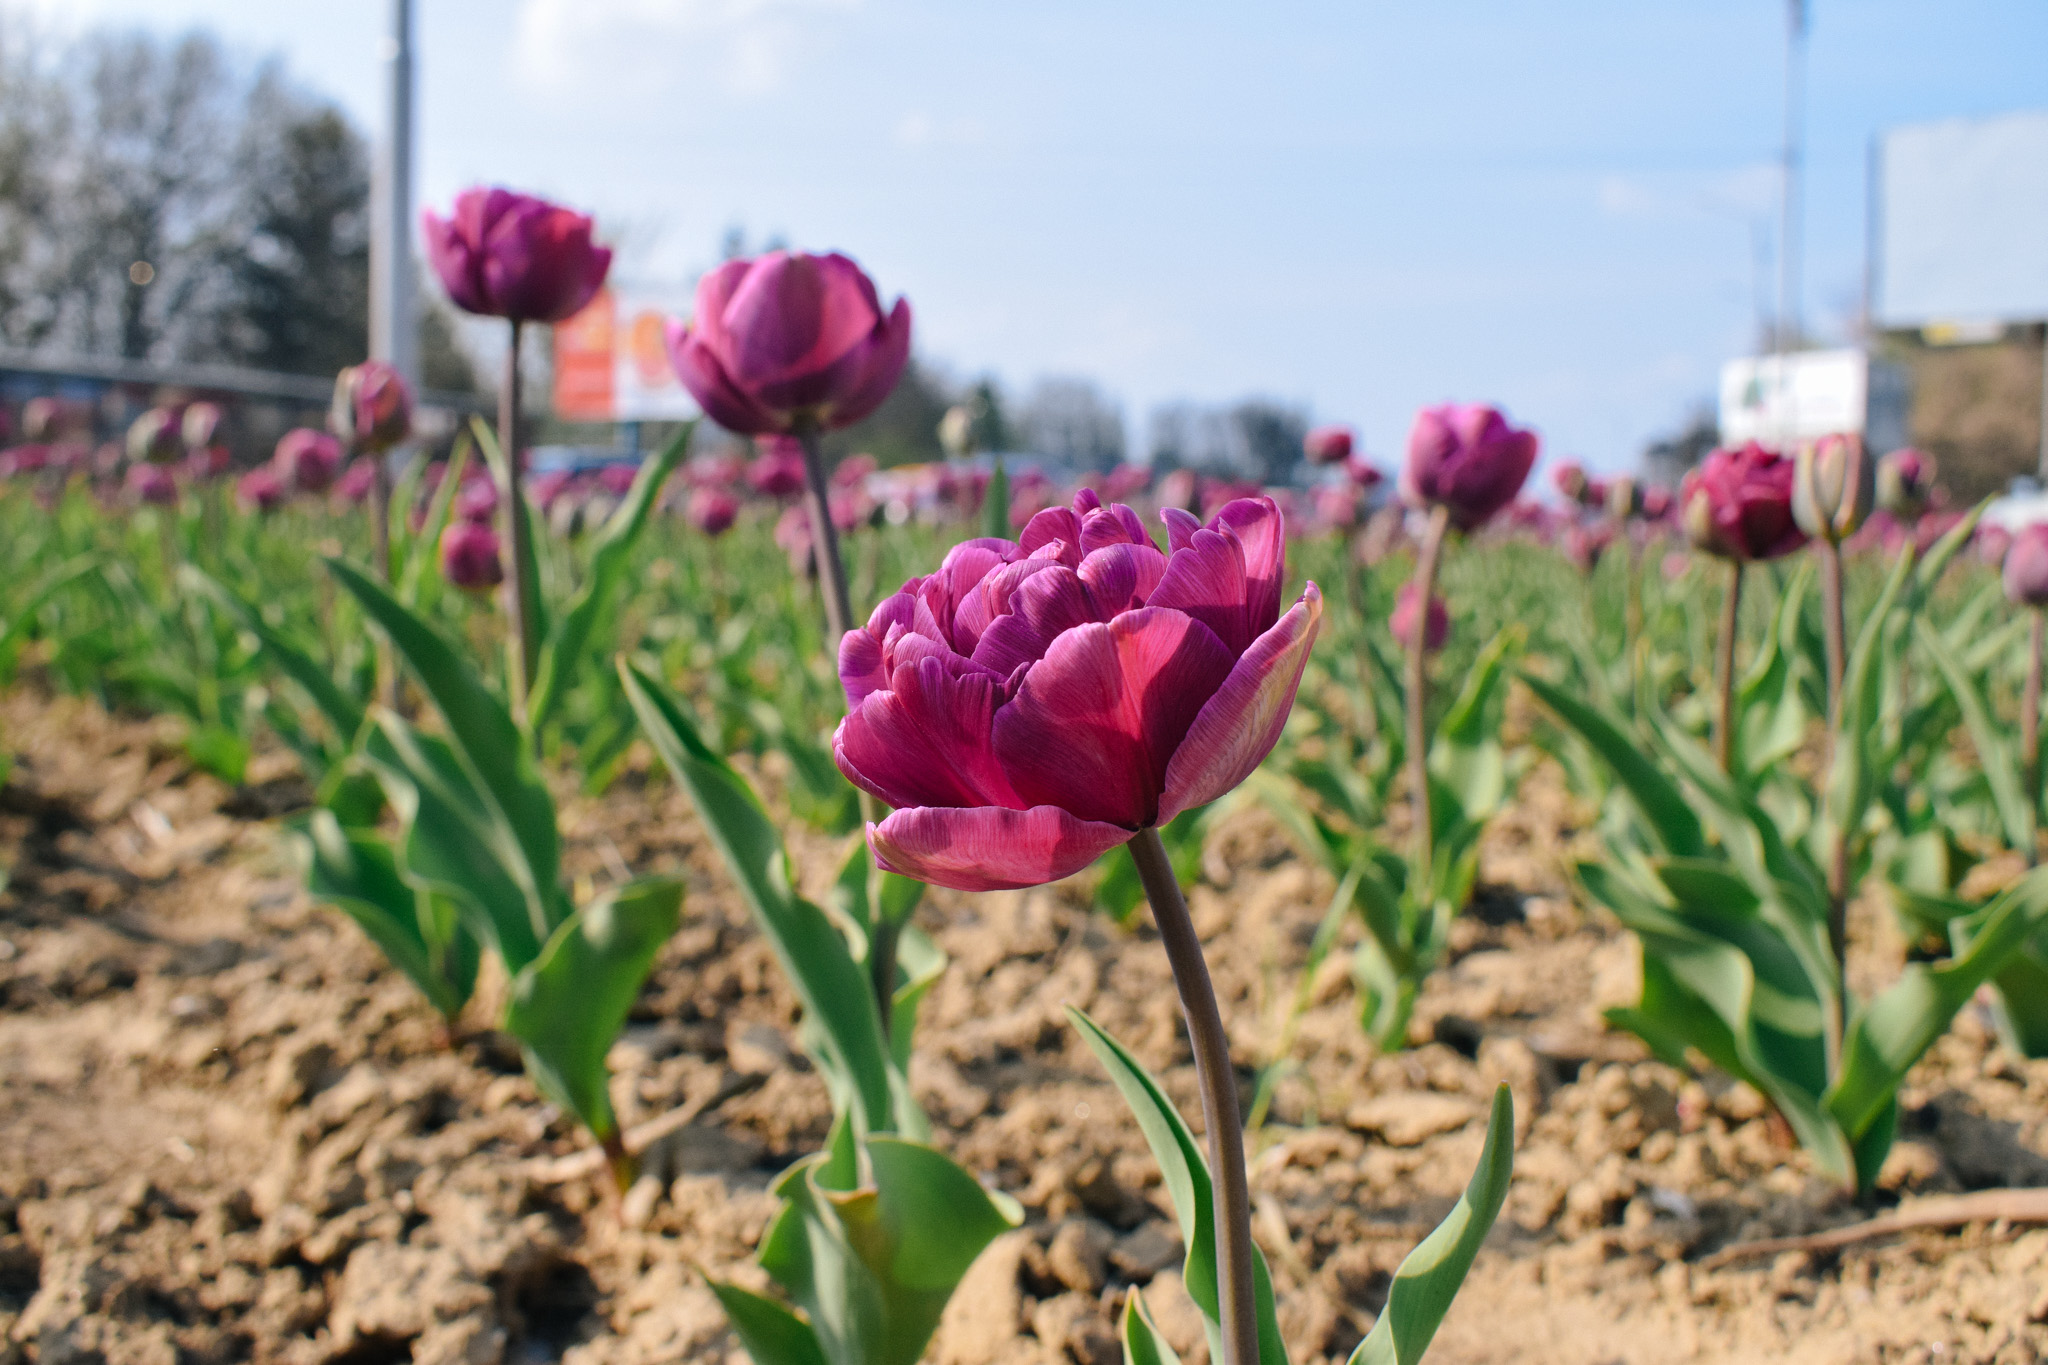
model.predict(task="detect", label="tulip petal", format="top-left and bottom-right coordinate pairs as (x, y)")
top-left (1209, 497), bottom-right (1285, 639)
top-left (1158, 583), bottom-right (1323, 824)
top-left (667, 324), bottom-right (783, 435)
top-left (867, 805), bottom-right (1133, 892)
top-left (970, 566), bottom-right (1097, 677)
top-left (1019, 505), bottom-right (1083, 559)
top-left (1162, 506), bottom-right (1201, 554)
top-left (1077, 541), bottom-right (1167, 614)
top-left (992, 607), bottom-right (1235, 828)
top-left (835, 656), bottom-right (1020, 812)
top-left (1146, 523), bottom-right (1259, 656)
top-left (825, 297), bottom-right (913, 430)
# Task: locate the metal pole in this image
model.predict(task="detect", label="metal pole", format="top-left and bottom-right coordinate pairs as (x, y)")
top-left (1779, 0), bottom-right (1806, 358)
top-left (371, 0), bottom-right (418, 393)
top-left (2038, 322), bottom-right (2048, 481)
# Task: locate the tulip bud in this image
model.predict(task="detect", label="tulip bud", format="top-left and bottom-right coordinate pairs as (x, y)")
top-left (1552, 460), bottom-right (1588, 504)
top-left (236, 466), bottom-right (286, 514)
top-left (1641, 485), bottom-right (1673, 521)
top-left (334, 458), bottom-right (376, 505)
top-left (1389, 582), bottom-right (1449, 653)
top-left (126, 462), bottom-right (178, 506)
top-left (1792, 433), bottom-right (1873, 543)
top-left (687, 487), bottom-right (740, 537)
top-left (938, 405), bottom-right (976, 458)
top-left (22, 397), bottom-right (70, 443)
top-left (185, 446), bottom-right (231, 481)
top-left (181, 401), bottom-right (224, 451)
top-left (423, 188), bottom-right (612, 324)
top-left (1564, 521), bottom-right (1613, 575)
top-left (331, 362), bottom-right (413, 455)
top-left (127, 408), bottom-right (182, 465)
top-left (1680, 443), bottom-right (1805, 561)
top-left (1346, 455), bottom-right (1383, 489)
top-left (1401, 404), bottom-right (1539, 532)
top-left (1303, 425), bottom-right (1354, 466)
top-left (453, 474), bottom-right (500, 523)
top-left (2003, 525), bottom-right (2048, 608)
top-left (274, 429), bottom-right (343, 494)
top-left (440, 519), bottom-right (505, 592)
top-left (1876, 447), bottom-right (1937, 520)
top-left (1604, 475), bottom-right (1644, 522)
top-left (748, 439), bottom-right (808, 497)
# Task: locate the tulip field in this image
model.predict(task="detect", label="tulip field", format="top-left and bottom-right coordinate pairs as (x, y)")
top-left (2, 206), bottom-right (2048, 1365)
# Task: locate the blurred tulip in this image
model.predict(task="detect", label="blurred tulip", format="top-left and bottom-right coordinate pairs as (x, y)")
top-left (1303, 425), bottom-right (1354, 466)
top-left (596, 463), bottom-right (638, 496)
top-left (1388, 581), bottom-right (1448, 653)
top-left (274, 429), bottom-right (342, 494)
top-left (1, 444), bottom-right (49, 477)
top-left (1876, 447), bottom-right (1938, 519)
top-left (1551, 460), bottom-right (1589, 504)
top-left (1564, 520), bottom-right (1615, 574)
top-left (833, 493), bottom-right (1319, 891)
top-left (331, 362), bottom-right (413, 455)
top-left (1978, 522), bottom-right (2014, 568)
top-left (127, 408), bottom-right (183, 465)
top-left (1401, 403), bottom-right (1539, 531)
top-left (1604, 475), bottom-right (1644, 522)
top-left (937, 405), bottom-right (976, 458)
top-left (181, 401), bottom-right (224, 450)
top-left (2004, 525), bottom-right (2048, 607)
top-left (748, 438), bottom-right (808, 497)
top-left (423, 187), bottom-right (612, 324)
top-left (1345, 455), bottom-right (1383, 489)
top-left (530, 469), bottom-right (575, 510)
top-left (666, 250), bottom-right (911, 435)
top-left (1103, 463), bottom-right (1151, 501)
top-left (126, 462), bottom-right (178, 506)
top-left (1313, 482), bottom-right (1362, 531)
top-left (1792, 432), bottom-right (1874, 543)
top-left (687, 487), bottom-right (741, 536)
top-left (1679, 443), bottom-right (1806, 561)
top-left (236, 466), bottom-right (286, 514)
top-left (334, 458), bottom-right (376, 505)
top-left (453, 473), bottom-right (499, 523)
top-left (440, 519), bottom-right (505, 592)
top-left (774, 503), bottom-right (815, 574)
top-left (23, 397), bottom-right (77, 443)
top-left (832, 452), bottom-right (878, 491)
top-left (1641, 485), bottom-right (1673, 521)
top-left (683, 452), bottom-right (745, 489)
top-left (185, 446), bottom-right (231, 481)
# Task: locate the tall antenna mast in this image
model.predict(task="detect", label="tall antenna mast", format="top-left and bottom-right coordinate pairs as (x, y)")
top-left (371, 0), bottom-right (418, 392)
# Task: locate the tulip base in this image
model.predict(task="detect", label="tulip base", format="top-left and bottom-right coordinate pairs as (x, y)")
top-left (1127, 827), bottom-right (1257, 1365)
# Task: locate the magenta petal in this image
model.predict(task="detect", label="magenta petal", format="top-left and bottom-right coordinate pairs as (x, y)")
top-left (1147, 524), bottom-right (1258, 656)
top-left (992, 607), bottom-right (1235, 828)
top-left (835, 657), bottom-right (1021, 811)
top-left (1077, 542), bottom-right (1167, 615)
top-left (1162, 507), bottom-right (1201, 554)
top-left (1019, 506), bottom-right (1082, 558)
top-left (970, 566), bottom-right (1096, 677)
top-left (1158, 583), bottom-right (1323, 824)
top-left (867, 806), bottom-right (1133, 892)
top-left (1209, 497), bottom-right (1285, 638)
top-left (825, 297), bottom-right (913, 430)
top-left (667, 324), bottom-right (783, 434)
top-left (839, 628), bottom-right (888, 709)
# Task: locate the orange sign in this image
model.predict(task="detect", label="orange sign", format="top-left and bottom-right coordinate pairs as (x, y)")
top-left (550, 288), bottom-right (698, 422)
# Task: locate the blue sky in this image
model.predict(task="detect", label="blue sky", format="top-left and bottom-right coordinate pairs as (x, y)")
top-left (11, 1), bottom-right (2048, 472)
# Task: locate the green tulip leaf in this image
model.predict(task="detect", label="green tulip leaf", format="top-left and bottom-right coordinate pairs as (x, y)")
top-left (294, 808), bottom-right (474, 1020)
top-left (1349, 1085), bottom-right (1515, 1365)
top-left (1521, 671), bottom-right (1703, 856)
top-left (706, 1279), bottom-right (830, 1365)
top-left (1121, 1287), bottom-right (1186, 1365)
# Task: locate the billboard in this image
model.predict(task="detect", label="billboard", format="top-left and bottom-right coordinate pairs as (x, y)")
top-left (1875, 109), bottom-right (2048, 328)
top-left (1719, 349), bottom-right (1910, 452)
top-left (551, 289), bottom-right (699, 423)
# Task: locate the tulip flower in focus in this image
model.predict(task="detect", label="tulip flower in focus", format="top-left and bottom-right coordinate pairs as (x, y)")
top-left (331, 362), bottom-right (413, 455)
top-left (126, 462), bottom-right (178, 506)
top-left (665, 250), bottom-right (911, 436)
top-left (832, 491), bottom-right (1321, 891)
top-left (440, 519), bottom-right (505, 593)
top-left (1401, 404), bottom-right (1539, 531)
top-left (1389, 582), bottom-right (1448, 653)
top-left (236, 466), bottom-right (286, 514)
top-left (687, 487), bottom-right (741, 537)
top-left (1303, 425), bottom-right (1354, 466)
top-left (1792, 433), bottom-right (1874, 544)
top-left (1876, 447), bottom-right (1938, 520)
top-left (274, 429), bottom-right (342, 494)
top-left (1680, 443), bottom-right (1806, 561)
top-left (128, 408), bottom-right (182, 465)
top-left (423, 188), bottom-right (612, 324)
top-left (2004, 525), bottom-right (2048, 608)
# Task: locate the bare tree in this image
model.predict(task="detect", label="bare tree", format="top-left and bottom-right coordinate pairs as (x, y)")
top-left (1019, 376), bottom-right (1124, 470)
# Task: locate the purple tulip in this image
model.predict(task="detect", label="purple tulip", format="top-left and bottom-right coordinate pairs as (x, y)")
top-left (684, 452), bottom-right (745, 489)
top-left (331, 362), bottom-right (413, 455)
top-left (1400, 404), bottom-right (1539, 531)
top-left (1551, 460), bottom-right (1589, 504)
top-left (440, 519), bottom-right (505, 592)
top-left (274, 429), bottom-right (343, 494)
top-left (1564, 521), bottom-right (1614, 575)
top-left (666, 250), bottom-right (911, 435)
top-left (747, 439), bottom-right (809, 498)
top-left (2, 444), bottom-right (49, 477)
top-left (185, 446), bottom-right (231, 481)
top-left (1877, 447), bottom-right (1937, 519)
top-left (1388, 582), bottom-right (1448, 653)
top-left (127, 408), bottom-right (183, 465)
top-left (453, 474), bottom-right (500, 523)
top-left (423, 188), bottom-right (612, 324)
top-left (236, 466), bottom-right (286, 514)
top-left (1346, 456), bottom-right (1383, 490)
top-left (833, 492), bottom-right (1322, 892)
top-left (23, 397), bottom-right (83, 443)
top-left (2004, 525), bottom-right (2048, 608)
top-left (530, 470), bottom-right (574, 510)
top-left (687, 487), bottom-right (741, 537)
top-left (126, 462), bottom-right (179, 506)
top-left (596, 463), bottom-right (638, 497)
top-left (1680, 443), bottom-right (1806, 562)
top-left (334, 458), bottom-right (376, 506)
top-left (1303, 425), bottom-right (1354, 466)
top-left (1792, 432), bottom-right (1874, 543)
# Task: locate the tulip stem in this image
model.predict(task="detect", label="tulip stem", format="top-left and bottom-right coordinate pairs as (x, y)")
top-left (1715, 560), bottom-right (1743, 774)
top-left (2026, 610), bottom-right (2044, 867)
top-left (1129, 826), bottom-right (1258, 1365)
top-left (1407, 505), bottom-right (1451, 883)
top-left (501, 319), bottom-right (540, 729)
top-left (1818, 536), bottom-right (1847, 735)
top-left (369, 455), bottom-right (401, 712)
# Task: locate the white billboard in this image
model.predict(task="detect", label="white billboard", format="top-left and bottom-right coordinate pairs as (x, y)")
top-left (1719, 349), bottom-right (1910, 452)
top-left (551, 288), bottom-right (700, 423)
top-left (1876, 109), bottom-right (2048, 328)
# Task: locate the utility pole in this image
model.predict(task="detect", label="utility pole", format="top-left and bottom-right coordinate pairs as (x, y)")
top-left (1778, 0), bottom-right (1806, 359)
top-left (371, 0), bottom-right (418, 392)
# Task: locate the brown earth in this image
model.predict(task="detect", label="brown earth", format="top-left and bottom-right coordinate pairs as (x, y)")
top-left (2, 682), bottom-right (2046, 1365)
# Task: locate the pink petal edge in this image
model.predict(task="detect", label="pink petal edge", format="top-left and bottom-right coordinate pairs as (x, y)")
top-left (866, 806), bottom-right (1134, 892)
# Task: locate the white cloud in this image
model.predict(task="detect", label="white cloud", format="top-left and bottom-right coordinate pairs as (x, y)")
top-left (893, 111), bottom-right (987, 149)
top-left (511, 0), bottom-right (856, 97)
